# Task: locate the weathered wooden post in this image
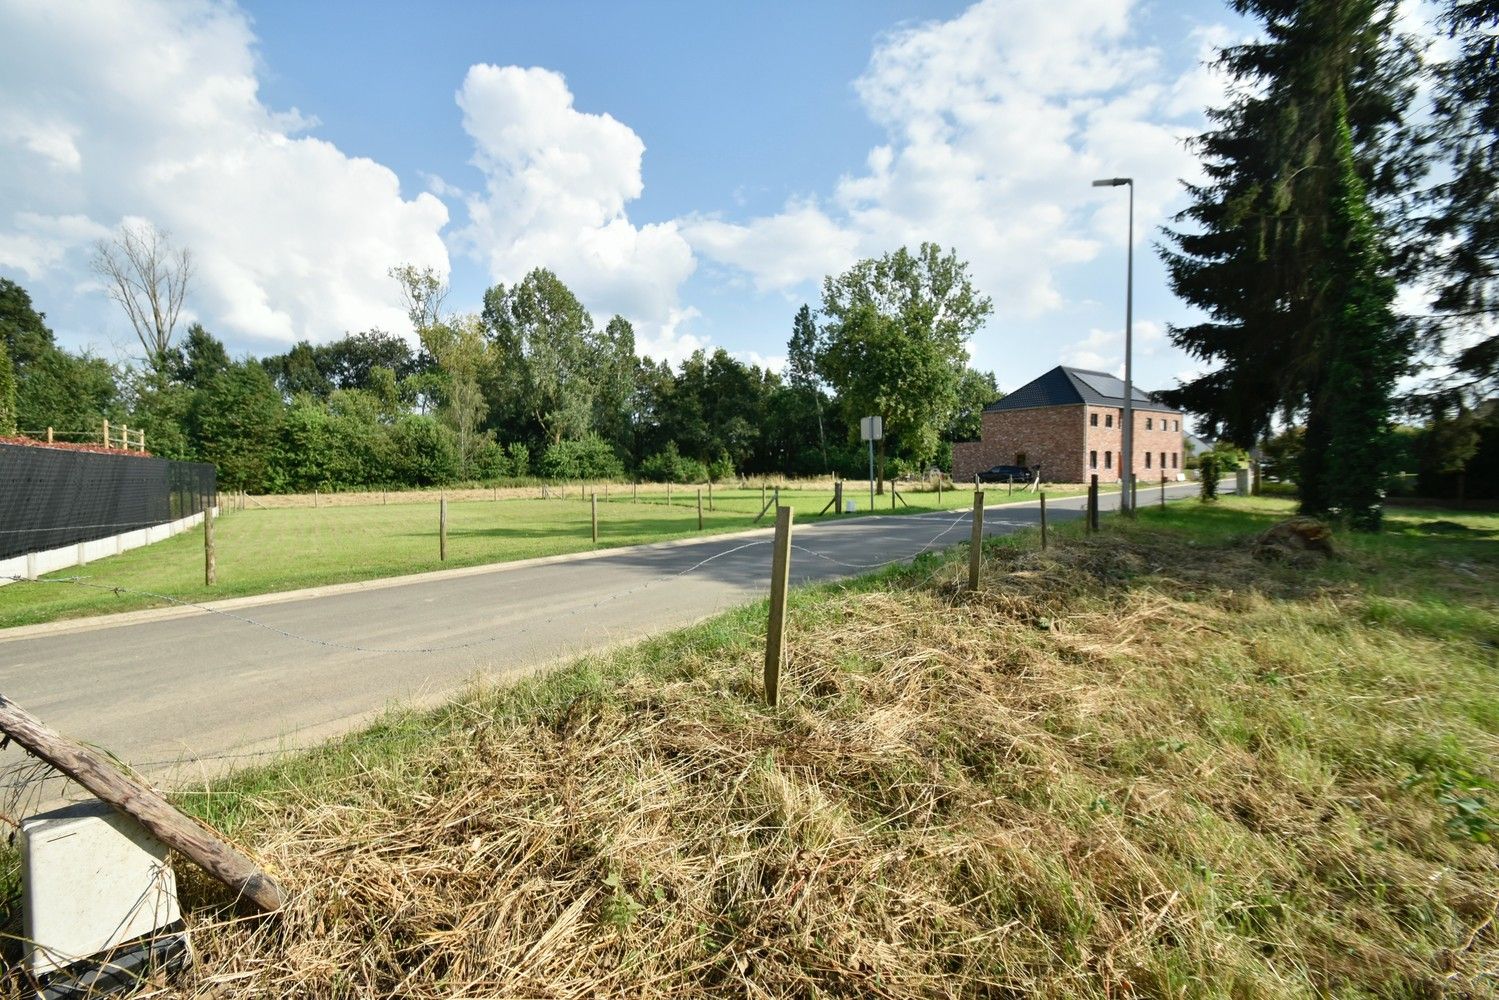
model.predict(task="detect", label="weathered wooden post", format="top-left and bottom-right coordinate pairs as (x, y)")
top-left (968, 490), bottom-right (985, 591)
top-left (936, 476), bottom-right (942, 503)
top-left (1088, 474), bottom-right (1099, 533)
top-left (764, 504), bottom-right (794, 707)
top-left (138, 429), bottom-right (146, 452)
top-left (1040, 492), bottom-right (1048, 550)
top-left (708, 479), bottom-right (714, 511)
top-left (633, 481), bottom-right (639, 503)
top-left (102, 418), bottom-right (110, 449)
top-left (45, 426), bottom-right (53, 444)
top-left (1007, 475), bottom-right (1013, 497)
top-left (439, 496), bottom-right (448, 561)
top-left (835, 480), bottom-right (843, 514)
top-left (667, 481), bottom-right (672, 505)
top-left (1131, 476), bottom-right (1139, 516)
top-left (761, 482), bottom-right (767, 509)
top-left (1161, 472), bottom-right (1167, 509)
top-left (203, 505), bottom-right (216, 586)
top-left (697, 488), bottom-right (704, 530)
top-left (119, 424), bottom-right (127, 452)
top-left (591, 491), bottom-right (599, 544)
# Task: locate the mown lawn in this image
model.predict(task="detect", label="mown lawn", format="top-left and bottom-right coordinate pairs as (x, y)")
top-left (5, 495), bottom-right (1488, 998)
top-left (0, 482), bottom-right (1092, 628)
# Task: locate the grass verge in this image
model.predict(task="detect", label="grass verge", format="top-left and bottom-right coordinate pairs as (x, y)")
top-left (6, 495), bottom-right (1493, 997)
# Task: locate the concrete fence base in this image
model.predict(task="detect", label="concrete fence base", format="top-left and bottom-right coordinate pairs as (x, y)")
top-left (0, 508), bottom-right (216, 587)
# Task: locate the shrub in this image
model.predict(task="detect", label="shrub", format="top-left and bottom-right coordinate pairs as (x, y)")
top-left (1200, 453), bottom-right (1220, 502)
top-left (539, 433), bottom-right (625, 480)
top-left (708, 451), bottom-right (736, 483)
top-left (390, 414), bottom-right (460, 486)
top-left (506, 442), bottom-right (530, 478)
top-left (473, 440), bottom-right (510, 480)
top-left (640, 442), bottom-right (711, 483)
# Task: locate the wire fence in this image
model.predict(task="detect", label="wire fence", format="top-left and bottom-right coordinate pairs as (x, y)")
top-left (0, 483), bottom-right (1195, 817)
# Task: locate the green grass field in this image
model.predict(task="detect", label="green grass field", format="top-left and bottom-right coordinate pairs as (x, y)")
top-left (14, 495), bottom-right (1488, 997)
top-left (0, 482), bottom-right (1093, 628)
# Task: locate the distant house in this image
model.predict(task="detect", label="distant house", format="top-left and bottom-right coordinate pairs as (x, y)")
top-left (952, 365), bottom-right (1186, 484)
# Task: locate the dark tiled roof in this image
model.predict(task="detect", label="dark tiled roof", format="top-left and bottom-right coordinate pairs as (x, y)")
top-left (984, 366), bottom-right (1179, 414)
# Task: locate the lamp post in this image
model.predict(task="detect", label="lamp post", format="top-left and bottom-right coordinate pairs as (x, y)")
top-left (1092, 176), bottom-right (1134, 514)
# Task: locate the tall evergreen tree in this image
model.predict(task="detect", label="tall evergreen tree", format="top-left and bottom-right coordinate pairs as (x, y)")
top-left (1160, 0), bottom-right (1418, 527)
top-left (1302, 92), bottom-right (1404, 527)
top-left (786, 304), bottom-right (829, 471)
top-left (1423, 0), bottom-right (1499, 395)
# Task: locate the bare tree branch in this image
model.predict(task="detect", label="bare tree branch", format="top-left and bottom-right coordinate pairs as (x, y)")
top-left (91, 221), bottom-right (193, 370)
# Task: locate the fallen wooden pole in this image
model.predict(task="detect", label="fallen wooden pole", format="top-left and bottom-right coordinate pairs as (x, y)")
top-left (0, 694), bottom-right (286, 912)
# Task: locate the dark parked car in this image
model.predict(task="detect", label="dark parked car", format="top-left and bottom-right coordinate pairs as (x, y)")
top-left (976, 464), bottom-right (1034, 484)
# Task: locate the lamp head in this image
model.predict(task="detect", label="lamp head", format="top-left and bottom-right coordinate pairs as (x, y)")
top-left (1092, 177), bottom-right (1131, 187)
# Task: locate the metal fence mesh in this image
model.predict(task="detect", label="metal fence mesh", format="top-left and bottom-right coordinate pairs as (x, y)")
top-left (0, 444), bottom-right (215, 560)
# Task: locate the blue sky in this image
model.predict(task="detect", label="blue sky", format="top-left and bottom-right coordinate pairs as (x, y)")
top-left (1, 0), bottom-right (1255, 394)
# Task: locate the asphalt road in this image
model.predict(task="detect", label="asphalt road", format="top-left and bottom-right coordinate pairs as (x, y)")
top-left (0, 482), bottom-right (1210, 797)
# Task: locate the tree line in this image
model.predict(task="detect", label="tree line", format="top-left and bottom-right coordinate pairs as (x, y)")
top-left (0, 242), bottom-right (997, 493)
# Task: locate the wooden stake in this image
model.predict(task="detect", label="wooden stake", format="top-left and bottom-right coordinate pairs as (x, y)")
top-left (761, 483), bottom-right (767, 509)
top-left (1088, 474), bottom-right (1099, 533)
top-left (439, 496), bottom-right (448, 561)
top-left (708, 480), bottom-right (714, 511)
top-left (835, 480), bottom-right (843, 514)
top-left (0, 694), bottom-right (286, 912)
top-left (591, 491), bottom-right (599, 543)
top-left (203, 505), bottom-right (216, 586)
top-left (1161, 472), bottom-right (1167, 509)
top-left (102, 418), bottom-right (110, 449)
top-left (936, 476), bottom-right (941, 503)
top-left (120, 423), bottom-right (127, 451)
top-left (46, 426), bottom-right (53, 443)
top-left (634, 481), bottom-right (639, 503)
top-left (968, 490), bottom-right (985, 591)
top-left (1040, 492), bottom-right (1048, 550)
top-left (697, 488), bottom-right (704, 530)
top-left (764, 505), bottom-right (794, 707)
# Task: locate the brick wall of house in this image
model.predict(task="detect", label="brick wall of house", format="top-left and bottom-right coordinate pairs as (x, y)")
top-left (1080, 405), bottom-right (1186, 482)
top-left (952, 404), bottom-right (1087, 483)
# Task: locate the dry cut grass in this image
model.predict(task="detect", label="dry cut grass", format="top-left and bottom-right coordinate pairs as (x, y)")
top-left (28, 501), bottom-right (1499, 998)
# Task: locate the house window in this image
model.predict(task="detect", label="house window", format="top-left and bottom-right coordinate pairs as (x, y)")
top-left (1174, 419), bottom-right (1180, 431)
top-left (1161, 451), bottom-right (1167, 469)
top-left (1105, 414), bottom-right (1114, 427)
top-left (1105, 450), bottom-right (1112, 469)
top-left (1145, 417), bottom-right (1153, 430)
top-left (1015, 452), bottom-right (1027, 467)
top-left (1145, 452), bottom-right (1152, 468)
top-left (1089, 450), bottom-right (1098, 470)
top-left (1090, 413), bottom-right (1098, 427)
top-left (1172, 452), bottom-right (1178, 469)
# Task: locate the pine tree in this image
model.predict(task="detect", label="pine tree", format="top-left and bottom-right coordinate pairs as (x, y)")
top-left (1160, 0), bottom-right (1418, 526)
top-left (1423, 0), bottom-right (1499, 395)
top-left (1302, 92), bottom-right (1403, 528)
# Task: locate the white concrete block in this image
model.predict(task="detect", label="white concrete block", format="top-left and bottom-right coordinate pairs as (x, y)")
top-left (21, 799), bottom-right (182, 976)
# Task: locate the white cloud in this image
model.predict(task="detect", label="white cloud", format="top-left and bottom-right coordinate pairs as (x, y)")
top-left (455, 64), bottom-right (695, 343)
top-left (0, 0), bottom-right (449, 351)
top-left (1060, 320), bottom-right (1166, 377)
top-left (635, 306), bottom-right (709, 367)
top-left (681, 0), bottom-right (1216, 321)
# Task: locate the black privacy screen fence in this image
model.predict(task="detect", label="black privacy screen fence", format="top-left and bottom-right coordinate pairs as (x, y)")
top-left (0, 444), bottom-right (215, 560)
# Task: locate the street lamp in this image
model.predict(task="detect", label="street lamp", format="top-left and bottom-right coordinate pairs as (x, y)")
top-left (1092, 176), bottom-right (1134, 514)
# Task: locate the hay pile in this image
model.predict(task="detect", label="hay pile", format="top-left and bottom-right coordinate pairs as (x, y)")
top-left (158, 529), bottom-right (1493, 998)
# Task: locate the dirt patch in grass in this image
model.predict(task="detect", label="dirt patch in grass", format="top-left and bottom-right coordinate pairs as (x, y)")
top-left (14, 507), bottom-right (1497, 998)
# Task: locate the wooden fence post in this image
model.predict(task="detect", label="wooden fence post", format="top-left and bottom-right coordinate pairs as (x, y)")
top-left (835, 480), bottom-right (843, 514)
top-left (1088, 475), bottom-right (1099, 533)
top-left (968, 490), bottom-right (985, 591)
top-left (708, 480), bottom-right (714, 511)
top-left (764, 505), bottom-right (794, 707)
top-left (1131, 476), bottom-right (1139, 515)
top-left (46, 426), bottom-right (53, 443)
top-left (439, 496), bottom-right (448, 561)
top-left (1007, 475), bottom-right (1013, 497)
top-left (697, 488), bottom-right (704, 530)
top-left (1161, 472), bottom-right (1167, 509)
top-left (203, 505), bottom-right (216, 586)
top-left (120, 423), bottom-right (127, 452)
top-left (591, 491), bottom-right (599, 544)
top-left (1040, 492), bottom-right (1048, 550)
top-left (936, 476), bottom-right (942, 503)
top-left (138, 428), bottom-right (146, 453)
top-left (761, 483), bottom-right (767, 509)
top-left (634, 481), bottom-right (639, 503)
top-left (0, 695), bottom-right (286, 913)
top-left (667, 481), bottom-right (672, 506)
top-left (102, 418), bottom-right (110, 448)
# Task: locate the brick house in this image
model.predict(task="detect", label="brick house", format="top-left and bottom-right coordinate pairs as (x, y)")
top-left (952, 366), bottom-right (1185, 484)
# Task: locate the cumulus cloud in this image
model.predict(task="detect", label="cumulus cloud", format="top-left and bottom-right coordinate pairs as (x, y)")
top-left (681, 0), bottom-right (1214, 320)
top-left (454, 65), bottom-right (695, 341)
top-left (0, 0), bottom-right (449, 351)
top-left (1060, 320), bottom-right (1166, 377)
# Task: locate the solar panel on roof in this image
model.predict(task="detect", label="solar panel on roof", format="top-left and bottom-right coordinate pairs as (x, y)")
top-left (1072, 370), bottom-right (1152, 403)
